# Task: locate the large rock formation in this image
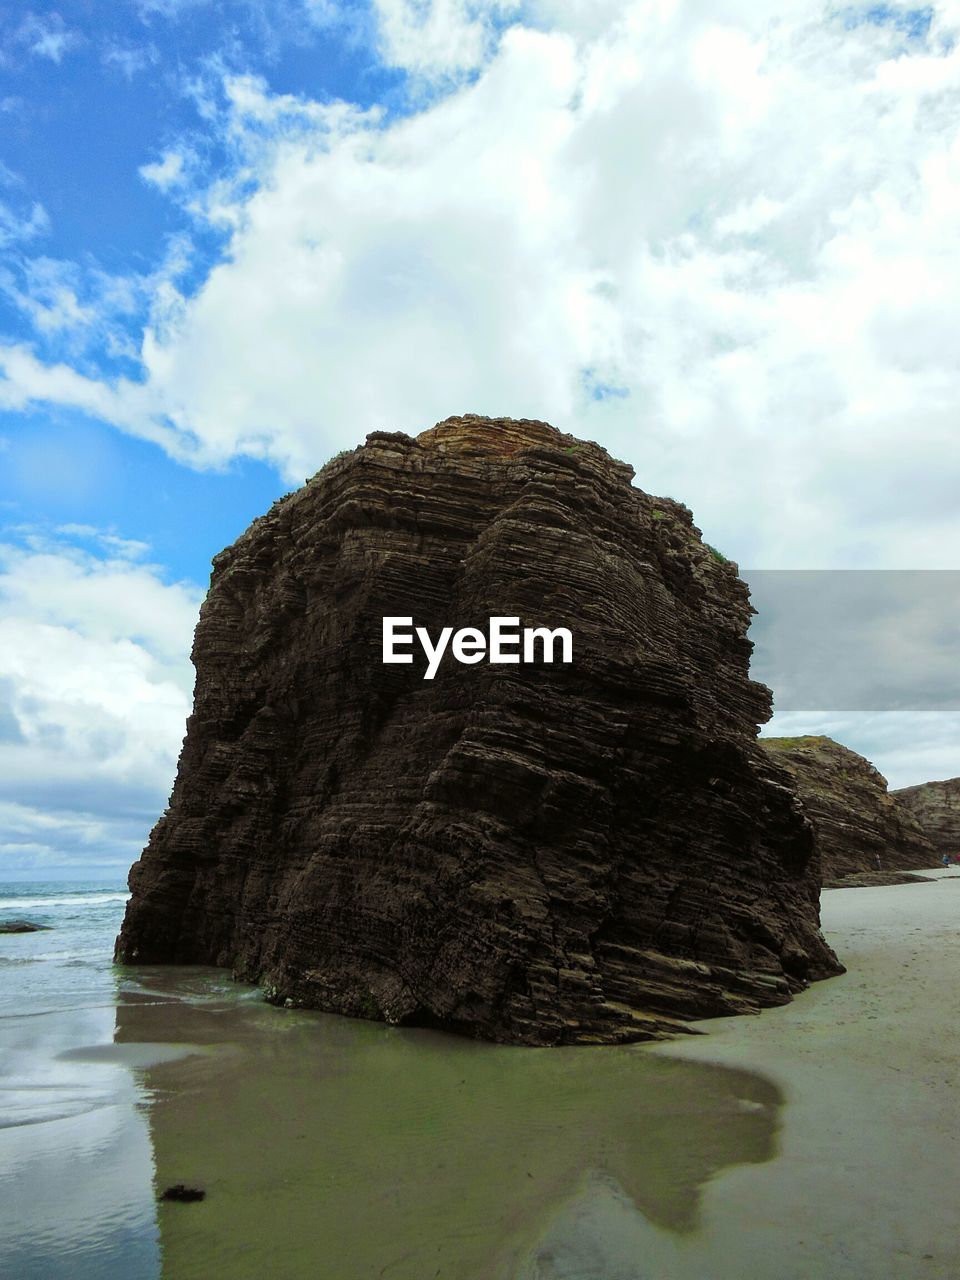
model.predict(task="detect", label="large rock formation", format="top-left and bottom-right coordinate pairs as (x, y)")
top-left (116, 415), bottom-right (840, 1045)
top-left (892, 777), bottom-right (960, 860)
top-left (760, 736), bottom-right (936, 883)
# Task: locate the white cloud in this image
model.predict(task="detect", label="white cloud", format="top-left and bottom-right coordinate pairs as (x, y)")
top-left (0, 799), bottom-right (124, 875)
top-left (0, 537), bottom-right (201, 667)
top-left (372, 0), bottom-right (520, 78)
top-left (102, 40), bottom-right (160, 80)
top-left (0, 198), bottom-right (48, 249)
top-left (2, 248), bottom-right (184, 370)
top-left (135, 0), bottom-right (213, 16)
top-left (53, 525), bottom-right (152, 560)
top-left (4, 1), bottom-right (960, 579)
top-left (0, 532), bottom-right (202, 874)
top-left (0, 342), bottom-right (193, 458)
top-left (139, 148), bottom-right (188, 191)
top-left (1, 259), bottom-right (95, 335)
top-left (1, 2), bottom-right (956, 838)
top-left (14, 12), bottom-right (81, 64)
top-left (761, 710), bottom-right (960, 793)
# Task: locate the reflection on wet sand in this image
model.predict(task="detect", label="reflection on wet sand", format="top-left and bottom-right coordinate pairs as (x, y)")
top-left (116, 969), bottom-right (783, 1280)
top-left (0, 998), bottom-right (161, 1280)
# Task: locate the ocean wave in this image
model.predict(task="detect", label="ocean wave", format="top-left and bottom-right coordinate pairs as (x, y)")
top-left (0, 893), bottom-right (129, 911)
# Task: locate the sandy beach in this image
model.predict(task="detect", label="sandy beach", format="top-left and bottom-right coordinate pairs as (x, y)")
top-left (111, 871), bottom-right (959, 1280)
top-left (4, 873), bottom-right (958, 1279)
top-left (526, 870), bottom-right (960, 1279)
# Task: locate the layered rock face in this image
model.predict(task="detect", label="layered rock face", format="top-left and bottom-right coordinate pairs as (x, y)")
top-left (760, 737), bottom-right (936, 883)
top-left (892, 777), bottom-right (960, 860)
top-left (116, 415), bottom-right (840, 1045)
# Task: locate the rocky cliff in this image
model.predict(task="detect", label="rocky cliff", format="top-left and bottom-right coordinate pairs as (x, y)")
top-left (116, 415), bottom-right (840, 1045)
top-left (891, 777), bottom-right (960, 860)
top-left (760, 737), bottom-right (936, 882)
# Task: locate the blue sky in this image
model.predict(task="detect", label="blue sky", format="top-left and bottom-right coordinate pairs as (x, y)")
top-left (0, 1), bottom-right (535, 596)
top-left (2, 0), bottom-right (959, 878)
top-left (0, 1), bottom-right (404, 582)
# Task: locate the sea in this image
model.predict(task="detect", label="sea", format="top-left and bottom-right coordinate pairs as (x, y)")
top-left (0, 881), bottom-right (162, 1280)
top-left (0, 882), bottom-right (794, 1280)
top-left (0, 881), bottom-right (130, 1022)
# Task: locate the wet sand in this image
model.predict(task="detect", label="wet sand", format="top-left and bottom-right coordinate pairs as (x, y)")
top-left (121, 981), bottom-right (781, 1279)
top-left (587, 869), bottom-right (960, 1280)
top-left (5, 874), bottom-right (958, 1278)
top-left (133, 873), bottom-right (960, 1280)
top-left (0, 999), bottom-right (162, 1280)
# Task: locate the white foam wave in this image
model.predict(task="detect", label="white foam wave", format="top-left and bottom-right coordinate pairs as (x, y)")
top-left (0, 893), bottom-right (129, 911)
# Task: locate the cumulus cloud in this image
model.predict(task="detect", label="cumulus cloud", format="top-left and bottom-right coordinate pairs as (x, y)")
top-left (0, 530), bottom-right (202, 876)
top-left (372, 0), bottom-right (520, 78)
top-left (0, 343), bottom-right (193, 457)
top-left (3, 0), bottom-right (949, 569)
top-left (2, 1), bottom-right (959, 798)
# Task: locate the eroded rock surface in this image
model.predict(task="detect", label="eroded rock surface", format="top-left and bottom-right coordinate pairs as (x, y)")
top-left (892, 777), bottom-right (960, 861)
top-left (116, 415), bottom-right (840, 1044)
top-left (825, 871), bottom-right (933, 890)
top-left (761, 736), bottom-right (936, 881)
